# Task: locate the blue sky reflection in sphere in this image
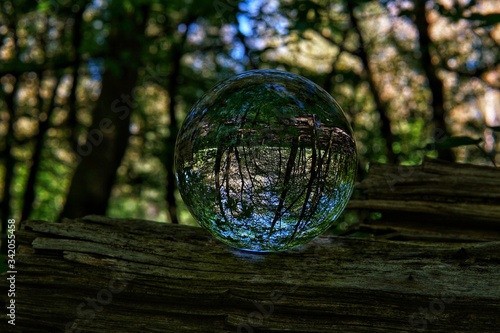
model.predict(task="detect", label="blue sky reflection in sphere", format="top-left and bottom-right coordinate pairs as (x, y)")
top-left (175, 70), bottom-right (357, 252)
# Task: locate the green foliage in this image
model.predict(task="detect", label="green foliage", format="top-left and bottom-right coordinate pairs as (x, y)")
top-left (0, 0), bottom-right (498, 230)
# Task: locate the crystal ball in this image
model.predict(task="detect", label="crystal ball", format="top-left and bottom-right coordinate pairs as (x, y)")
top-left (175, 69), bottom-right (357, 252)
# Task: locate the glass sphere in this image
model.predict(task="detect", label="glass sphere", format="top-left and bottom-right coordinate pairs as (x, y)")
top-left (175, 69), bottom-right (357, 252)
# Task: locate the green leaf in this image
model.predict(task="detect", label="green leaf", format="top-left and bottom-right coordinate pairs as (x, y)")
top-left (37, 0), bottom-right (51, 12)
top-left (487, 126), bottom-right (500, 132)
top-left (419, 136), bottom-right (482, 151)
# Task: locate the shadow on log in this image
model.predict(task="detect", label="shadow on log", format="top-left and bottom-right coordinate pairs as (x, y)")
top-left (1, 213), bottom-right (500, 332)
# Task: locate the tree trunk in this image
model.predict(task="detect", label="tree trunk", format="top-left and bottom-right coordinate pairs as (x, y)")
top-left (164, 20), bottom-right (190, 225)
top-left (0, 76), bottom-right (18, 255)
top-left (20, 75), bottom-right (62, 222)
top-left (67, 5), bottom-right (85, 153)
top-left (412, 0), bottom-right (454, 161)
top-left (0, 14), bottom-right (20, 254)
top-left (59, 5), bottom-right (149, 219)
top-left (346, 1), bottom-right (397, 164)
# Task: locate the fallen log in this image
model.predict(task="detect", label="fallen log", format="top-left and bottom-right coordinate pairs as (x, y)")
top-left (347, 158), bottom-right (500, 241)
top-left (1, 215), bottom-right (500, 332)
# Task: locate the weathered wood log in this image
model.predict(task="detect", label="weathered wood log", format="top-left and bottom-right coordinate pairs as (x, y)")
top-left (347, 158), bottom-right (500, 241)
top-left (1, 215), bottom-right (500, 332)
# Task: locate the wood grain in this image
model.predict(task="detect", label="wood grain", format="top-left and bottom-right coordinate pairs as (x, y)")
top-left (346, 158), bottom-right (500, 241)
top-left (1, 214), bottom-right (500, 332)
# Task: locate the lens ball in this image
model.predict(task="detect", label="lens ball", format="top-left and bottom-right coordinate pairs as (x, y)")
top-left (175, 69), bottom-right (357, 252)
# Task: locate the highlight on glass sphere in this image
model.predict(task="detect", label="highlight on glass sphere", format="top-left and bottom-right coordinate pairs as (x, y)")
top-left (174, 69), bottom-right (357, 252)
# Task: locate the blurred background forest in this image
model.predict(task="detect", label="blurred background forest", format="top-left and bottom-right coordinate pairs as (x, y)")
top-left (0, 0), bottom-right (499, 253)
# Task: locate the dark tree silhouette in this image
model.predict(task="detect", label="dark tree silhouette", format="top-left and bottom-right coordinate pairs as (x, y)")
top-left (413, 0), bottom-right (454, 161)
top-left (20, 75), bottom-right (62, 221)
top-left (346, 0), bottom-right (397, 164)
top-left (60, 4), bottom-right (150, 219)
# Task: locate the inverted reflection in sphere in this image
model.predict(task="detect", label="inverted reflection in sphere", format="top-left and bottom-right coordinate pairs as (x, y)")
top-left (175, 70), bottom-right (357, 252)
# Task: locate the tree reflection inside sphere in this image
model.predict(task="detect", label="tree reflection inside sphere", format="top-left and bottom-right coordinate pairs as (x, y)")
top-left (175, 69), bottom-right (357, 252)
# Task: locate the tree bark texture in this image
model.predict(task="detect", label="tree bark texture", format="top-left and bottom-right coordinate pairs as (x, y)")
top-left (347, 157), bottom-right (500, 241)
top-left (1, 213), bottom-right (499, 332)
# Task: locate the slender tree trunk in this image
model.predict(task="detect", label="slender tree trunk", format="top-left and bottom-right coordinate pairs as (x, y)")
top-left (413, 0), bottom-right (454, 161)
top-left (60, 5), bottom-right (150, 219)
top-left (0, 16), bottom-right (19, 254)
top-left (164, 19), bottom-right (192, 224)
top-left (20, 75), bottom-right (62, 222)
top-left (67, 6), bottom-right (85, 153)
top-left (346, 1), bottom-right (397, 164)
top-left (0, 77), bottom-right (18, 255)
top-left (20, 19), bottom-right (49, 221)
